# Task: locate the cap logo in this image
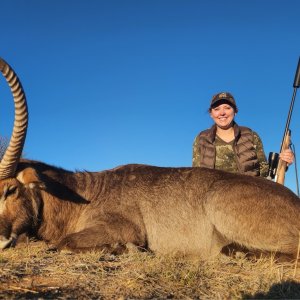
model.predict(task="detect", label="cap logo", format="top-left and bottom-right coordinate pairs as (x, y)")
top-left (218, 93), bottom-right (227, 99)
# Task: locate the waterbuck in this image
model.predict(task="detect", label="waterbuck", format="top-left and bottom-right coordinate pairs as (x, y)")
top-left (0, 58), bottom-right (300, 259)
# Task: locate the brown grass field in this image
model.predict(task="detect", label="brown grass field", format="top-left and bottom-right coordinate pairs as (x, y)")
top-left (1, 240), bottom-right (300, 299)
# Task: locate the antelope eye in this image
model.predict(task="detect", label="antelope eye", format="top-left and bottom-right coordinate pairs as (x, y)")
top-left (3, 185), bottom-right (17, 199)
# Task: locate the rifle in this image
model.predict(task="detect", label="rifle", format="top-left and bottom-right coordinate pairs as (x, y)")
top-left (267, 57), bottom-right (300, 184)
top-left (275, 129), bottom-right (291, 184)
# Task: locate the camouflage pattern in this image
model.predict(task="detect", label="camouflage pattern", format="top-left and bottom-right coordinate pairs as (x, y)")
top-left (252, 131), bottom-right (269, 177)
top-left (192, 137), bottom-right (202, 168)
top-left (214, 137), bottom-right (239, 173)
top-left (192, 131), bottom-right (268, 177)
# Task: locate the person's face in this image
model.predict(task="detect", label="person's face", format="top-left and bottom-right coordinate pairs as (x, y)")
top-left (210, 103), bottom-right (235, 129)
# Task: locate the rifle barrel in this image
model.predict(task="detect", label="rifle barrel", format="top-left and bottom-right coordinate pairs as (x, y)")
top-left (279, 88), bottom-right (297, 153)
top-left (279, 57), bottom-right (300, 154)
top-left (293, 57), bottom-right (300, 88)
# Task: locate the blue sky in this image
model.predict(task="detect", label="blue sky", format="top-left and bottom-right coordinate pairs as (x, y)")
top-left (0, 0), bottom-right (300, 193)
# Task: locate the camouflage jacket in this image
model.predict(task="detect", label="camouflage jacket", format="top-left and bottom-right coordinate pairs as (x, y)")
top-left (192, 123), bottom-right (269, 177)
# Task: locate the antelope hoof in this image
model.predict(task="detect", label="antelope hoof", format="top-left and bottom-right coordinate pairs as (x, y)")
top-left (0, 234), bottom-right (17, 249)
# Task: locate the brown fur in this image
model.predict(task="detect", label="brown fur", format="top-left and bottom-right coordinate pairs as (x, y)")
top-left (0, 158), bottom-right (299, 259)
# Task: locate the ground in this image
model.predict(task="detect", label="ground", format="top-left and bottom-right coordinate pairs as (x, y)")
top-left (1, 240), bottom-right (300, 299)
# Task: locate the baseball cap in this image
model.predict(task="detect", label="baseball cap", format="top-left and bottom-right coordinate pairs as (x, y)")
top-left (210, 92), bottom-right (237, 110)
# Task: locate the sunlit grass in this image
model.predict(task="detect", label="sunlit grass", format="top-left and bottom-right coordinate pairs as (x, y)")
top-left (0, 241), bottom-right (300, 299)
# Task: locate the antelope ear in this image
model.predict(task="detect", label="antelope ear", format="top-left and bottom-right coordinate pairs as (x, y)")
top-left (16, 168), bottom-right (46, 190)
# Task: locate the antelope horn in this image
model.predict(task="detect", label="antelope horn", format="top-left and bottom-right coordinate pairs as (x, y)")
top-left (0, 58), bottom-right (28, 179)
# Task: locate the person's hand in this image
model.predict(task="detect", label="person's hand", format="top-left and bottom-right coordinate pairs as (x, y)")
top-left (279, 148), bottom-right (294, 165)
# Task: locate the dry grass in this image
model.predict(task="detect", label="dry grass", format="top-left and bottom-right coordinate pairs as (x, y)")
top-left (1, 241), bottom-right (300, 299)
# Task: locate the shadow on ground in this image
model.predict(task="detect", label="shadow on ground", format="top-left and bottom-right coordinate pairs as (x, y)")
top-left (244, 280), bottom-right (300, 299)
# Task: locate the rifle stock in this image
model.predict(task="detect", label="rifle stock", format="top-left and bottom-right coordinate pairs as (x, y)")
top-left (275, 130), bottom-right (291, 184)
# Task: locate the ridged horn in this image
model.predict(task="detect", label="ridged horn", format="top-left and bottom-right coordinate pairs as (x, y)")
top-left (0, 58), bottom-right (28, 179)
